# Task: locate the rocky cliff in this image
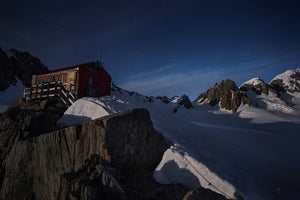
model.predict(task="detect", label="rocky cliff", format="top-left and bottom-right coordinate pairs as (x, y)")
top-left (0, 47), bottom-right (48, 90)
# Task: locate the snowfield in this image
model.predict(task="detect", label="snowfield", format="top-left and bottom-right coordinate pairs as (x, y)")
top-left (58, 86), bottom-right (300, 200)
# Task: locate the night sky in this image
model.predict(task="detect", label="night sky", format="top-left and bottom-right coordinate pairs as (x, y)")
top-left (1, 0), bottom-right (300, 99)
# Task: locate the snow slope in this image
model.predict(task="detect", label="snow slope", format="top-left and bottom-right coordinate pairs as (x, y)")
top-left (58, 87), bottom-right (300, 200)
top-left (241, 77), bottom-right (264, 86)
top-left (0, 78), bottom-right (25, 112)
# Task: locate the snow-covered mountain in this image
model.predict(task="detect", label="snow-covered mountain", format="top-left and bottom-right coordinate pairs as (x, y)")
top-left (58, 70), bottom-right (300, 200)
top-left (0, 47), bottom-right (48, 112)
top-left (270, 69), bottom-right (300, 93)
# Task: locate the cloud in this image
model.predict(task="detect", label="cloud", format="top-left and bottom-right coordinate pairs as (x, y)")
top-left (118, 65), bottom-right (222, 99)
top-left (117, 49), bottom-right (300, 100)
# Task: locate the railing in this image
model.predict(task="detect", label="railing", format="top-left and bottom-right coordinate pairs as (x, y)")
top-left (24, 81), bottom-right (78, 107)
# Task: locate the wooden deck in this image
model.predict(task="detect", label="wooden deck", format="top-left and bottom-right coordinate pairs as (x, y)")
top-left (24, 81), bottom-right (78, 106)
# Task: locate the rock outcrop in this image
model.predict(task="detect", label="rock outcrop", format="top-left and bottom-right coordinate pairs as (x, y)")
top-left (157, 96), bottom-right (171, 104)
top-left (59, 154), bottom-right (126, 200)
top-left (0, 47), bottom-right (48, 90)
top-left (195, 79), bottom-right (251, 112)
top-left (0, 103), bottom-right (171, 199)
top-left (177, 95), bottom-right (193, 109)
top-left (173, 95), bottom-right (193, 113)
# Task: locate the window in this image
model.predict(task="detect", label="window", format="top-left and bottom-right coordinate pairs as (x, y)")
top-left (88, 76), bottom-right (93, 86)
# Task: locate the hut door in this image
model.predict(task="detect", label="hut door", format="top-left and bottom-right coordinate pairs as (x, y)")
top-left (67, 71), bottom-right (77, 93)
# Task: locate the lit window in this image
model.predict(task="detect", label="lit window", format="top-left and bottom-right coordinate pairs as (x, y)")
top-left (88, 76), bottom-right (93, 86)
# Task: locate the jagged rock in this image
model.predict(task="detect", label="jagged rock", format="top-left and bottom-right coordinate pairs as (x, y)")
top-left (182, 187), bottom-right (229, 200)
top-left (195, 79), bottom-right (251, 112)
top-left (9, 48), bottom-right (48, 87)
top-left (178, 95), bottom-right (193, 109)
top-left (0, 108), bottom-right (169, 199)
top-left (240, 78), bottom-right (269, 95)
top-left (157, 96), bottom-right (171, 104)
top-left (173, 95), bottom-right (193, 113)
top-left (0, 47), bottom-right (48, 90)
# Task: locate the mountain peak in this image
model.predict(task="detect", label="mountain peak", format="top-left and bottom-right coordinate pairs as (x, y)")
top-left (240, 77), bottom-right (269, 95)
top-left (0, 47), bottom-right (48, 90)
top-left (270, 69), bottom-right (300, 93)
top-left (195, 79), bottom-right (251, 112)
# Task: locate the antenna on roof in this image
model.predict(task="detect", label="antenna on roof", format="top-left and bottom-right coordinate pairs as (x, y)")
top-left (100, 48), bottom-right (104, 64)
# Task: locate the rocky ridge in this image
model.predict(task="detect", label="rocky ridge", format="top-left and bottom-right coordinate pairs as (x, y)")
top-left (195, 69), bottom-right (300, 112)
top-left (0, 47), bottom-right (48, 90)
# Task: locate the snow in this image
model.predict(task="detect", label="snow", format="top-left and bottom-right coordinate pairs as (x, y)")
top-left (271, 69), bottom-right (300, 91)
top-left (58, 87), bottom-right (300, 200)
top-left (239, 90), bottom-right (300, 124)
top-left (58, 98), bottom-right (111, 127)
top-left (0, 78), bottom-right (25, 113)
top-left (241, 77), bottom-right (263, 86)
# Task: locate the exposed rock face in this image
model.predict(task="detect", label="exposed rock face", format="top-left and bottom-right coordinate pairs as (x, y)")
top-left (0, 47), bottom-right (48, 90)
top-left (157, 96), bottom-right (171, 104)
top-left (195, 79), bottom-right (251, 112)
top-left (0, 106), bottom-right (170, 199)
top-left (0, 98), bottom-right (67, 195)
top-left (59, 154), bottom-right (126, 200)
top-left (182, 187), bottom-right (229, 200)
top-left (240, 78), bottom-right (270, 95)
top-left (177, 95), bottom-right (193, 109)
top-left (173, 95), bottom-right (193, 113)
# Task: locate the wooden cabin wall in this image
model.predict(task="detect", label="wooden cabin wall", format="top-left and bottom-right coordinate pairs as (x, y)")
top-left (78, 63), bottom-right (100, 98)
top-left (77, 62), bottom-right (111, 98)
top-left (99, 67), bottom-right (111, 96)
